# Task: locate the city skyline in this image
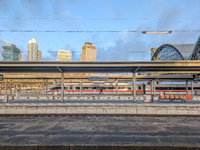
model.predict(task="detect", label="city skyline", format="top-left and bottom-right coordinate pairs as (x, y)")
top-left (1, 37), bottom-right (200, 61)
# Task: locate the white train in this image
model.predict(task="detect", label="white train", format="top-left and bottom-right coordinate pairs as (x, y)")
top-left (43, 82), bottom-right (200, 95)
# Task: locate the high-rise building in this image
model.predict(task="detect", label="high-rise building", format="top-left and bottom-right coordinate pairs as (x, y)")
top-left (80, 42), bottom-right (96, 61)
top-left (79, 54), bottom-right (82, 61)
top-left (28, 38), bottom-right (39, 61)
top-left (37, 50), bottom-right (42, 61)
top-left (57, 50), bottom-right (72, 61)
top-left (80, 42), bottom-right (96, 76)
top-left (2, 43), bottom-right (20, 61)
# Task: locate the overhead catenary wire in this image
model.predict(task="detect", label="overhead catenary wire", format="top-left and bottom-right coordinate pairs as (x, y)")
top-left (0, 30), bottom-right (140, 33)
top-left (3, 39), bottom-right (196, 43)
top-left (1, 30), bottom-right (200, 33)
top-left (0, 16), bottom-right (200, 20)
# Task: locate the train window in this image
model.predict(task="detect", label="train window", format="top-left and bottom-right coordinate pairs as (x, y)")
top-left (194, 87), bottom-right (200, 89)
top-left (64, 87), bottom-right (68, 90)
top-left (128, 87), bottom-right (131, 90)
top-left (138, 86), bottom-right (141, 90)
top-left (70, 86), bottom-right (73, 90)
top-left (56, 87), bottom-right (61, 90)
top-left (92, 87), bottom-right (96, 89)
top-left (76, 87), bottom-right (80, 90)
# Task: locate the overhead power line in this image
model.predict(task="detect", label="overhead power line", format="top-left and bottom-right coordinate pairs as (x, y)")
top-left (0, 30), bottom-right (140, 33)
top-left (1, 30), bottom-right (200, 33)
top-left (0, 17), bottom-right (200, 20)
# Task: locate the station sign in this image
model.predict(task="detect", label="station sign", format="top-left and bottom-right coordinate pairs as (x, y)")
top-left (0, 74), bottom-right (3, 81)
top-left (94, 82), bottom-right (105, 84)
top-left (88, 76), bottom-right (108, 81)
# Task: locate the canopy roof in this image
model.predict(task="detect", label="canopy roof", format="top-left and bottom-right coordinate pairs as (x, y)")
top-left (0, 61), bottom-right (200, 73)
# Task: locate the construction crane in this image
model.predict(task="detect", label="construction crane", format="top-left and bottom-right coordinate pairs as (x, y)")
top-left (19, 49), bottom-right (28, 61)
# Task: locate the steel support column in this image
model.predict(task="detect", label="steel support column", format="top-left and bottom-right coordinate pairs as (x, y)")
top-left (80, 79), bottom-right (82, 95)
top-left (61, 73), bottom-right (64, 102)
top-left (133, 73), bottom-right (136, 103)
top-left (116, 79), bottom-right (118, 95)
top-left (46, 80), bottom-right (48, 95)
top-left (10, 81), bottom-right (12, 95)
top-left (43, 80), bottom-right (45, 94)
top-left (153, 80), bottom-right (155, 95)
top-left (150, 80), bottom-right (153, 95)
top-left (186, 80), bottom-right (188, 94)
top-left (38, 84), bottom-right (40, 93)
top-left (14, 84), bottom-right (16, 93)
top-left (5, 81), bottom-right (7, 95)
top-left (191, 80), bottom-right (193, 97)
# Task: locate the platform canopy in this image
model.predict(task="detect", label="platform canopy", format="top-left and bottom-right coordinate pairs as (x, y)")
top-left (1, 61), bottom-right (200, 73)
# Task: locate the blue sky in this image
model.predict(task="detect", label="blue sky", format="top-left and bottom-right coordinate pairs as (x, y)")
top-left (0, 0), bottom-right (200, 61)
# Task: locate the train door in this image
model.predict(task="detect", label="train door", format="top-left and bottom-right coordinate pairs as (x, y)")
top-left (69, 85), bottom-right (73, 94)
top-left (92, 87), bottom-right (97, 94)
top-left (64, 86), bottom-right (68, 94)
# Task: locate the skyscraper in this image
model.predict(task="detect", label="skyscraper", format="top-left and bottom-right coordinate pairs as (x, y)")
top-left (80, 42), bottom-right (96, 76)
top-left (2, 43), bottom-right (20, 61)
top-left (80, 42), bottom-right (96, 61)
top-left (37, 50), bottom-right (42, 61)
top-left (28, 38), bottom-right (39, 61)
top-left (57, 50), bottom-right (72, 61)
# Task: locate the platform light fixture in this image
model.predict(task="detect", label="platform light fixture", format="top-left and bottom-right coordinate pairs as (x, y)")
top-left (142, 31), bottom-right (172, 34)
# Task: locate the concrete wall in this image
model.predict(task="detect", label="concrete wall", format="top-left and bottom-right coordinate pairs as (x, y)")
top-left (0, 103), bottom-right (200, 115)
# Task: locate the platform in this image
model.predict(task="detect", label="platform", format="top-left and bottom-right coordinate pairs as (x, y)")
top-left (0, 116), bottom-right (200, 148)
top-left (0, 99), bottom-right (200, 115)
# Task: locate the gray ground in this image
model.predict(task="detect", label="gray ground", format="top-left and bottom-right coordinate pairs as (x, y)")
top-left (0, 116), bottom-right (200, 147)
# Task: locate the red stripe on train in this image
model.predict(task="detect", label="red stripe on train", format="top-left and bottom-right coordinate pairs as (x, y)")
top-left (46, 90), bottom-right (188, 93)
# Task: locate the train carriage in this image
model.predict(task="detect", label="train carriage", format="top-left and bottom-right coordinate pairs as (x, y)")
top-left (43, 82), bottom-right (200, 95)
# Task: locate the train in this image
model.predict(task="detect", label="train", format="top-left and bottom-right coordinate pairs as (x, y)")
top-left (43, 82), bottom-right (200, 95)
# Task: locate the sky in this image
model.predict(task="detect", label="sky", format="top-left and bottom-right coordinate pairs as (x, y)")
top-left (0, 0), bottom-right (200, 61)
